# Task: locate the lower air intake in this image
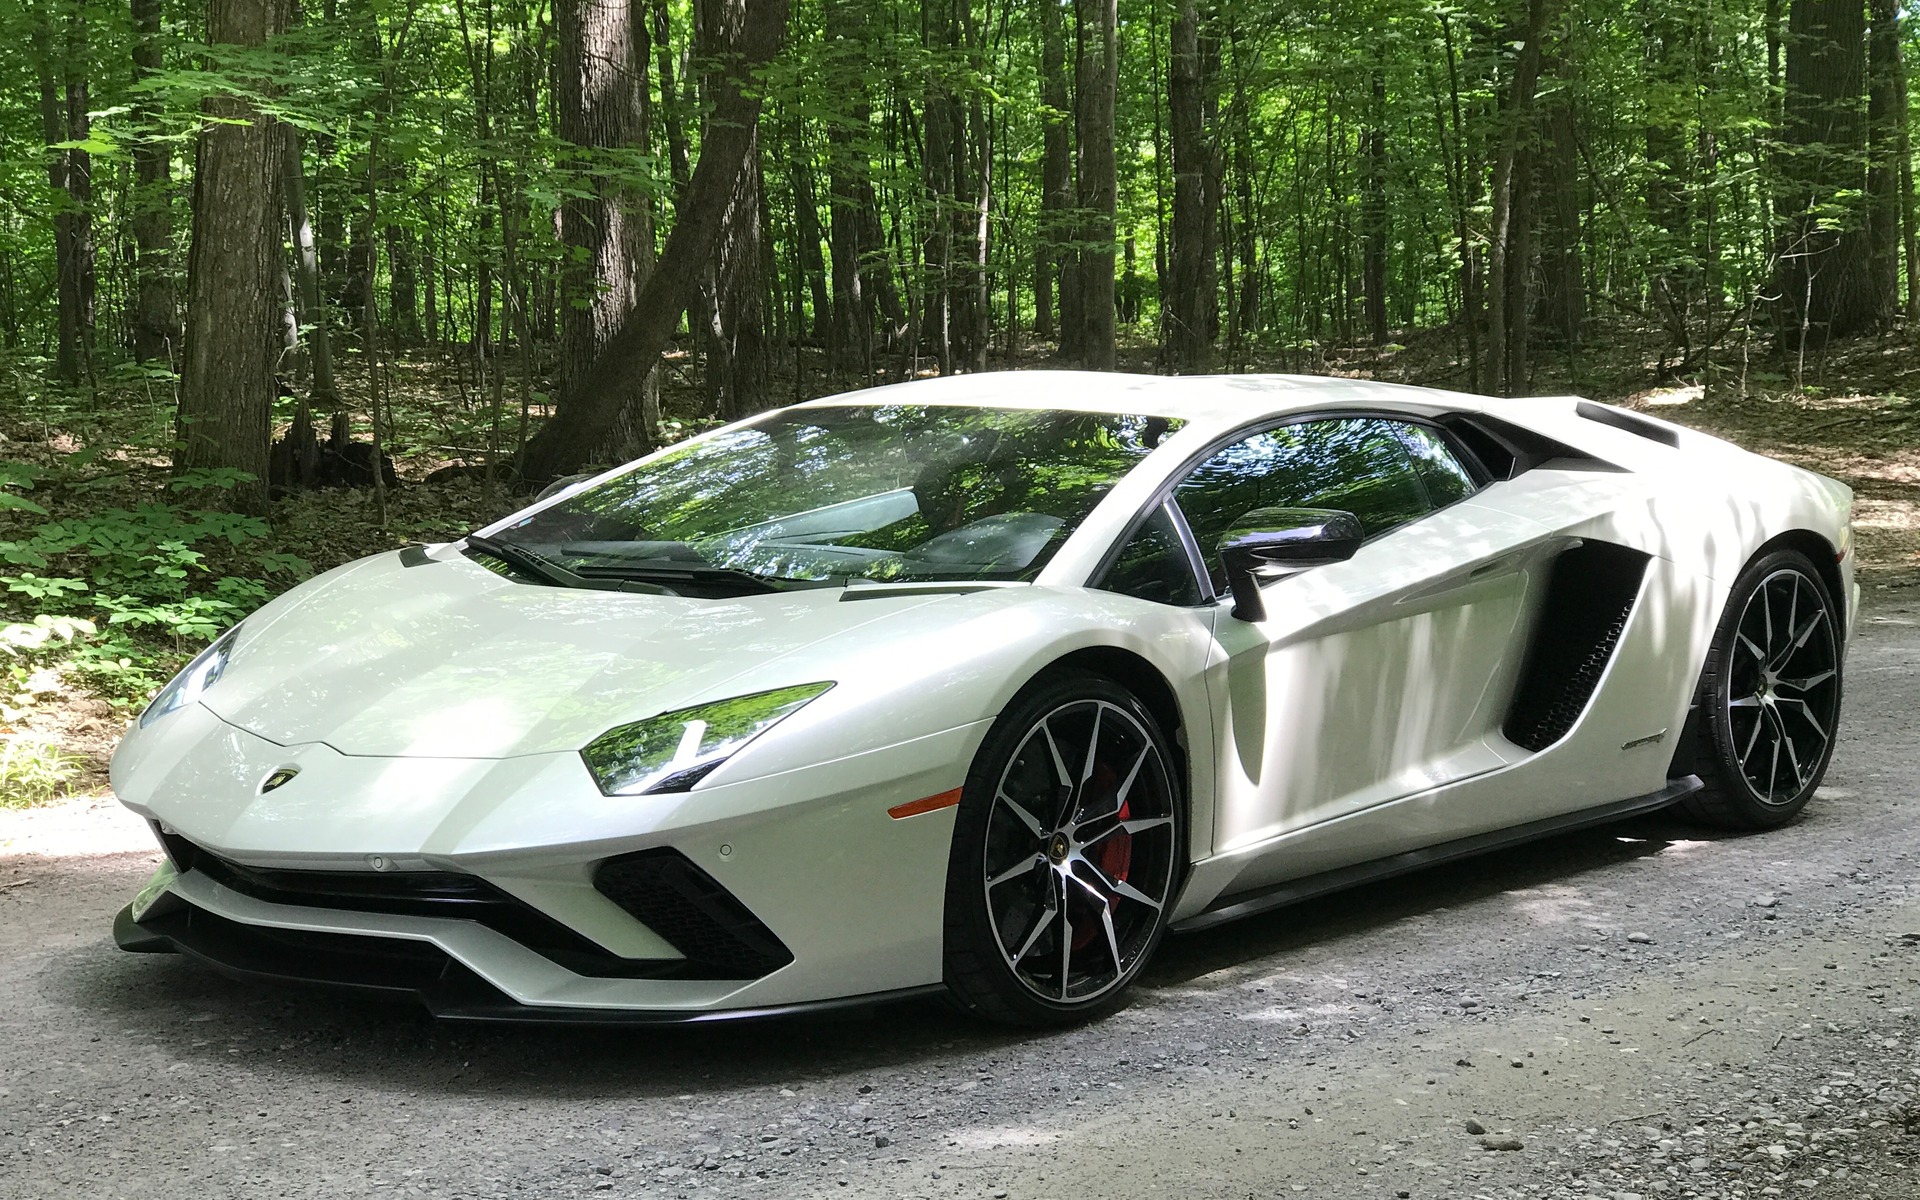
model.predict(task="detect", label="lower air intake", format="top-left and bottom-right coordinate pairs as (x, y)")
top-left (1504, 540), bottom-right (1651, 753)
top-left (593, 850), bottom-right (794, 980)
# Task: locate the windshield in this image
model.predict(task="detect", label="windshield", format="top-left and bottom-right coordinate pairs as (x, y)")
top-left (485, 404), bottom-right (1181, 587)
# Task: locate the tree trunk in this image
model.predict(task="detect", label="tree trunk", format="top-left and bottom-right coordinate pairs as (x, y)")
top-left (282, 126), bottom-right (339, 404)
top-left (1535, 52), bottom-right (1583, 345)
top-left (698, 0), bottom-right (770, 419)
top-left (556, 0), bottom-right (658, 462)
top-left (825, 0), bottom-right (880, 376)
top-left (1072, 0), bottom-right (1117, 368)
top-left (130, 0), bottom-right (178, 364)
top-left (1361, 67), bottom-right (1390, 346)
top-left (791, 147), bottom-right (832, 343)
top-left (1164, 0), bottom-right (1214, 372)
top-left (177, 0), bottom-right (286, 511)
top-left (1778, 0), bottom-right (1887, 345)
top-left (1483, 0), bottom-right (1553, 396)
top-left (1867, 0), bottom-right (1904, 313)
top-left (1037, 0), bottom-right (1071, 345)
top-left (33, 4), bottom-right (91, 385)
top-left (518, 0), bottom-right (788, 481)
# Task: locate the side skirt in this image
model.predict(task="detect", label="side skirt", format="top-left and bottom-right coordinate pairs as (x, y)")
top-left (1171, 776), bottom-right (1703, 934)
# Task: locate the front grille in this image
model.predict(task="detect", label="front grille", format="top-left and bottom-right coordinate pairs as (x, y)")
top-left (158, 832), bottom-right (706, 979)
top-left (594, 850), bottom-right (793, 980)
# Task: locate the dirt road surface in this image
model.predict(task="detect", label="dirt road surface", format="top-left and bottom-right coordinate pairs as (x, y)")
top-left (5, 600), bottom-right (1919, 1200)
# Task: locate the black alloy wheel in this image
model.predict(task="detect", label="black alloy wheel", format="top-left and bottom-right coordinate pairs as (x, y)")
top-left (943, 672), bottom-right (1183, 1025)
top-left (1680, 548), bottom-right (1843, 829)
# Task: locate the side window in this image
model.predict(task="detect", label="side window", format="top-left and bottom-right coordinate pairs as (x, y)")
top-left (1174, 418), bottom-right (1435, 585)
top-left (1099, 503), bottom-right (1203, 607)
top-left (1394, 423), bottom-right (1478, 508)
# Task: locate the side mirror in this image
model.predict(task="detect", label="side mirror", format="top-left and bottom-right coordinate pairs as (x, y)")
top-left (1218, 507), bottom-right (1363, 623)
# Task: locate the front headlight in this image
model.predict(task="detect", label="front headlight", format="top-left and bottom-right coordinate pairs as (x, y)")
top-left (140, 624), bottom-right (243, 728)
top-left (582, 682), bottom-right (834, 795)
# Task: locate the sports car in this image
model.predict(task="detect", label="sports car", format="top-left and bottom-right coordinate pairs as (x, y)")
top-left (110, 371), bottom-right (1856, 1025)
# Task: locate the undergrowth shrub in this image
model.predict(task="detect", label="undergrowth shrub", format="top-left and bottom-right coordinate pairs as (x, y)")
top-left (0, 730), bottom-right (78, 808)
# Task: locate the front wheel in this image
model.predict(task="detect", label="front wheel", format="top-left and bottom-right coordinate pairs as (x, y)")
top-left (942, 672), bottom-right (1184, 1025)
top-left (1680, 548), bottom-right (1843, 829)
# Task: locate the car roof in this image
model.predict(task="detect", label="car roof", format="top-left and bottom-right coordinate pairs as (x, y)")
top-left (793, 369), bottom-right (1516, 435)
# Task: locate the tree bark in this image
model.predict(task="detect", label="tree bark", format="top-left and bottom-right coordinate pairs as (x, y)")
top-left (177, 0), bottom-right (286, 511)
top-left (130, 0), bottom-right (178, 364)
top-left (518, 0), bottom-right (788, 481)
top-left (283, 126), bottom-right (338, 404)
top-left (1867, 0), bottom-right (1904, 313)
top-left (1037, 0), bottom-right (1071, 344)
top-left (697, 0), bottom-right (770, 420)
top-left (1535, 51), bottom-right (1583, 345)
top-left (1483, 0), bottom-right (1553, 396)
top-left (1072, 0), bottom-right (1117, 368)
top-left (1165, 0), bottom-right (1214, 372)
top-left (1361, 66), bottom-right (1390, 346)
top-left (1778, 0), bottom-right (1887, 344)
top-left (556, 0), bottom-right (658, 461)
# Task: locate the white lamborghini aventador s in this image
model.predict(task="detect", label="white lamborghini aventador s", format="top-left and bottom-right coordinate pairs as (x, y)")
top-left (109, 371), bottom-right (1855, 1025)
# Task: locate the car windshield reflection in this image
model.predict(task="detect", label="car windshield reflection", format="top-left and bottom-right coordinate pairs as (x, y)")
top-left (483, 404), bottom-right (1181, 590)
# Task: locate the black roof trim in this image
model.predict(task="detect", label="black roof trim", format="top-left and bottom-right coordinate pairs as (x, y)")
top-left (1575, 401), bottom-right (1681, 448)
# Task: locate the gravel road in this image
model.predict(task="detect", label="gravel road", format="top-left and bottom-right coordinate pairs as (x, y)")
top-left (5, 599), bottom-right (1920, 1200)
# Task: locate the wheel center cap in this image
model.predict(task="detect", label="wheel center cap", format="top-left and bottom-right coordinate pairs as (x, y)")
top-left (1048, 832), bottom-right (1071, 864)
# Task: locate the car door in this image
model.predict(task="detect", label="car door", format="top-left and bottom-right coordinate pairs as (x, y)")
top-left (1179, 416), bottom-right (1551, 864)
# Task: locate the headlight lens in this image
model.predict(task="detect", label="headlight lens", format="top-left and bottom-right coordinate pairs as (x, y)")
top-left (582, 682), bottom-right (834, 795)
top-left (140, 624), bottom-right (243, 728)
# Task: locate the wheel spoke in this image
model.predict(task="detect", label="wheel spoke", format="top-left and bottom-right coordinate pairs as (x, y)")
top-left (1039, 721), bottom-right (1074, 790)
top-left (1080, 705), bottom-right (1104, 786)
top-left (1080, 814), bottom-right (1175, 851)
top-left (988, 855), bottom-right (1045, 889)
top-left (1077, 860), bottom-right (1166, 913)
top-left (996, 790), bottom-right (1047, 839)
top-left (1007, 877), bottom-right (1058, 964)
top-left (1057, 891), bottom-right (1075, 1001)
top-left (1729, 696), bottom-right (1762, 709)
top-left (1737, 708), bottom-right (1767, 771)
top-left (1776, 697), bottom-right (1831, 747)
top-left (1767, 705), bottom-right (1805, 788)
top-left (1777, 668), bottom-right (1835, 693)
top-left (1099, 904), bottom-right (1125, 978)
top-left (1736, 632), bottom-right (1767, 662)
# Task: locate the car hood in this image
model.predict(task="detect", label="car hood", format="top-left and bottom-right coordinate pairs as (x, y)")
top-left (201, 548), bottom-right (944, 758)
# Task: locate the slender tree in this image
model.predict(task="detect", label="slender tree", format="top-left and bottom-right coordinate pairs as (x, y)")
top-left (556, 0), bottom-right (658, 460)
top-left (1777, 0), bottom-right (1887, 345)
top-left (1071, 0), bottom-right (1116, 368)
top-left (176, 0), bottom-right (286, 511)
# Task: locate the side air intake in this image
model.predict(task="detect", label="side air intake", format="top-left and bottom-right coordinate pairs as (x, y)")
top-left (594, 850), bottom-right (794, 979)
top-left (1503, 541), bottom-right (1651, 752)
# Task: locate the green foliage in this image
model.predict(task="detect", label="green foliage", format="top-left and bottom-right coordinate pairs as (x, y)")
top-left (0, 730), bottom-right (78, 809)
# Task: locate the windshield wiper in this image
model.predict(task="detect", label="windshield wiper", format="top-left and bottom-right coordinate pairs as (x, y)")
top-left (462, 534), bottom-right (582, 589)
top-left (572, 562), bottom-right (802, 594)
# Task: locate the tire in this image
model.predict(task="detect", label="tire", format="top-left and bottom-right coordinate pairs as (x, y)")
top-left (1678, 548), bottom-right (1843, 830)
top-left (942, 671), bottom-right (1185, 1026)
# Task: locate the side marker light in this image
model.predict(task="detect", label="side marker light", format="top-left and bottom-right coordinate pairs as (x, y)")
top-left (887, 788), bottom-right (963, 820)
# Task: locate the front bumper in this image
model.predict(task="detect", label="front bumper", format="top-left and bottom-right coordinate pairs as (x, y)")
top-left (113, 897), bottom-right (944, 1023)
top-left (111, 703), bottom-right (991, 1018)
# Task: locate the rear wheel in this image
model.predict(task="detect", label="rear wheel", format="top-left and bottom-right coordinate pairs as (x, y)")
top-left (1679, 549), bottom-right (1843, 829)
top-left (942, 672), bottom-right (1183, 1025)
